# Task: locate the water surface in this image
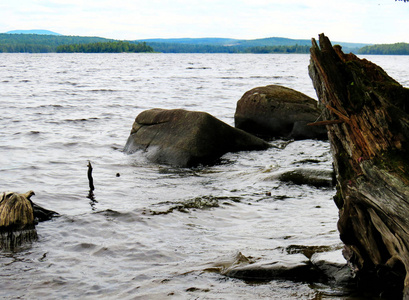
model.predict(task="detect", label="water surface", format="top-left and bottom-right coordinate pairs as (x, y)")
top-left (1, 53), bottom-right (408, 299)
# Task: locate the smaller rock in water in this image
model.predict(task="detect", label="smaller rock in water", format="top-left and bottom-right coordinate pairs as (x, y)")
top-left (264, 168), bottom-right (334, 188)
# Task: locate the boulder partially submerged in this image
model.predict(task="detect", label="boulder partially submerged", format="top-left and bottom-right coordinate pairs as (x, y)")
top-left (124, 108), bottom-right (270, 167)
top-left (234, 85), bottom-right (327, 140)
top-left (309, 33), bottom-right (409, 298)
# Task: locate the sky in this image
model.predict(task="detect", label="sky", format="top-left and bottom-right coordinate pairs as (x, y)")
top-left (1, 0), bottom-right (408, 44)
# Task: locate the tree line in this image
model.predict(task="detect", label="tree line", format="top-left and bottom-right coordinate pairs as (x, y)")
top-left (0, 33), bottom-right (113, 53)
top-left (114, 42), bottom-right (311, 53)
top-left (1, 33), bottom-right (409, 55)
top-left (358, 43), bottom-right (409, 55)
top-left (243, 45), bottom-right (311, 54)
top-left (56, 41), bottom-right (154, 53)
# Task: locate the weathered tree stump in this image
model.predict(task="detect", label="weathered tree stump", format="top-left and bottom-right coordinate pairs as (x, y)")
top-left (0, 191), bottom-right (37, 249)
top-left (309, 33), bottom-right (409, 298)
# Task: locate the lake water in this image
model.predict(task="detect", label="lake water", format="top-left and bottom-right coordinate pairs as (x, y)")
top-left (1, 53), bottom-right (408, 299)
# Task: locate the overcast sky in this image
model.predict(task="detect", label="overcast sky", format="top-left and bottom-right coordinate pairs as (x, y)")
top-left (1, 0), bottom-right (408, 44)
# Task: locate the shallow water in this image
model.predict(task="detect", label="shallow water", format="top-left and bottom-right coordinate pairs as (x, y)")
top-left (1, 53), bottom-right (408, 299)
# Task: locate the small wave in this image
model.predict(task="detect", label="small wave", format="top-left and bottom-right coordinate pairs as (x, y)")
top-left (186, 67), bottom-right (211, 70)
top-left (95, 209), bottom-right (146, 224)
top-left (62, 142), bottom-right (79, 147)
top-left (37, 104), bottom-right (64, 108)
top-left (59, 81), bottom-right (78, 86)
top-left (63, 117), bottom-right (99, 123)
top-left (219, 76), bottom-right (244, 79)
top-left (89, 89), bottom-right (117, 93)
top-left (71, 242), bottom-right (98, 251)
top-left (250, 75), bottom-right (283, 79)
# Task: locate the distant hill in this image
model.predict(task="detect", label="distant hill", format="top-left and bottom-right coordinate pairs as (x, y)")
top-left (6, 29), bottom-right (62, 35)
top-left (137, 37), bottom-right (369, 53)
top-left (0, 33), bottom-right (115, 52)
top-left (0, 32), bottom-right (372, 54)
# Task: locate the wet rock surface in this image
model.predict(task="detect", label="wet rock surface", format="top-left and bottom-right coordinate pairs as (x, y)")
top-left (206, 247), bottom-right (353, 291)
top-left (263, 168), bottom-right (334, 188)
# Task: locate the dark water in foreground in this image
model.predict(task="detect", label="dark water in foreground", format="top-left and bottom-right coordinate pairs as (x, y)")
top-left (1, 53), bottom-right (408, 299)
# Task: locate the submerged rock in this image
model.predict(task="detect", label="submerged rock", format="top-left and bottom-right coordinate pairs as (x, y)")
top-left (209, 248), bottom-right (353, 291)
top-left (311, 250), bottom-right (353, 286)
top-left (204, 252), bottom-right (252, 275)
top-left (234, 85), bottom-right (328, 140)
top-left (124, 108), bottom-right (270, 167)
top-left (224, 259), bottom-right (320, 283)
top-left (264, 168), bottom-right (334, 188)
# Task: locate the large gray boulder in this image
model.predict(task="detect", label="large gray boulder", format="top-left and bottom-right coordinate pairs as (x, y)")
top-left (234, 85), bottom-right (327, 140)
top-left (124, 108), bottom-right (270, 167)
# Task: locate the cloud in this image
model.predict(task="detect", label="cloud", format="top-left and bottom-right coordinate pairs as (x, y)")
top-left (1, 0), bottom-right (409, 43)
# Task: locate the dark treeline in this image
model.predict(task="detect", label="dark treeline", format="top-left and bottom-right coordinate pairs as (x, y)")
top-left (0, 33), bottom-right (113, 53)
top-left (56, 41), bottom-right (154, 53)
top-left (129, 42), bottom-right (310, 53)
top-left (145, 42), bottom-right (241, 53)
top-left (243, 44), bottom-right (311, 54)
top-left (358, 42), bottom-right (409, 55)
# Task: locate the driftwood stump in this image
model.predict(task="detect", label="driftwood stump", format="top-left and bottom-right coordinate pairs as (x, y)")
top-left (0, 191), bottom-right (37, 249)
top-left (309, 34), bottom-right (409, 298)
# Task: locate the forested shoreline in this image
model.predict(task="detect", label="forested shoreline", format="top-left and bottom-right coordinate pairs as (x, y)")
top-left (358, 42), bottom-right (409, 55)
top-left (56, 41), bottom-right (154, 53)
top-left (0, 33), bottom-right (114, 53)
top-left (0, 33), bottom-right (408, 54)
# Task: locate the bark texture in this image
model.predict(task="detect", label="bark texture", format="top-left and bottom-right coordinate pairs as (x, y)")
top-left (0, 191), bottom-right (37, 248)
top-left (309, 34), bottom-right (409, 298)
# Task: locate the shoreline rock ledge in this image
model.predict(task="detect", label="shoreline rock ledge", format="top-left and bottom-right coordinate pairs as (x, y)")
top-left (234, 85), bottom-right (328, 140)
top-left (124, 108), bottom-right (270, 167)
top-left (309, 33), bottom-right (409, 298)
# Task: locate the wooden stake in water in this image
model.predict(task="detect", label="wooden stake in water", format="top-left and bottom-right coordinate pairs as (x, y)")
top-left (87, 161), bottom-right (95, 191)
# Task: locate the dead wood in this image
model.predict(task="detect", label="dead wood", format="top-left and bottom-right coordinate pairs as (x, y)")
top-left (0, 191), bottom-right (37, 248)
top-left (309, 33), bottom-right (409, 298)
